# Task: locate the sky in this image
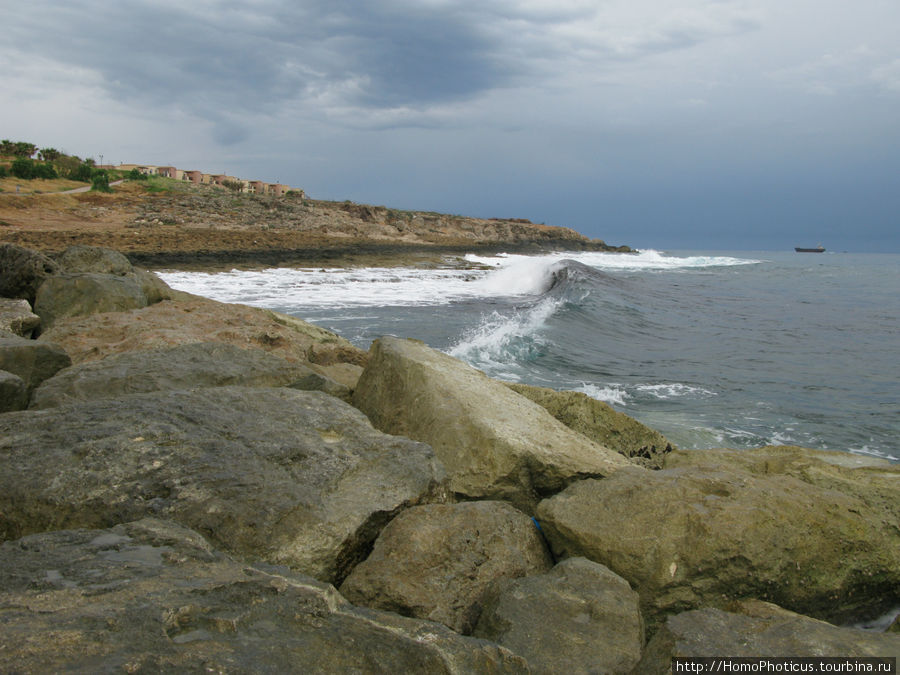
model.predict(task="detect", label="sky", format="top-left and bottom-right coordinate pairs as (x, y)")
top-left (3, 0), bottom-right (899, 252)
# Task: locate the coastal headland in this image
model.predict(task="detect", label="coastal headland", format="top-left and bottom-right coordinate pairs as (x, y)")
top-left (0, 179), bottom-right (898, 670)
top-left (0, 179), bottom-right (629, 269)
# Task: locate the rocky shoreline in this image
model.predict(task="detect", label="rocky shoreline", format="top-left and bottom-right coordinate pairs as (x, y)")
top-left (1, 242), bottom-right (898, 672)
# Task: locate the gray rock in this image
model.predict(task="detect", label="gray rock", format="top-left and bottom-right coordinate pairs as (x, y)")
top-left (56, 244), bottom-right (134, 275)
top-left (506, 382), bottom-right (675, 468)
top-left (0, 519), bottom-right (527, 674)
top-left (0, 333), bottom-right (71, 396)
top-left (352, 336), bottom-right (630, 512)
top-left (0, 297), bottom-right (41, 337)
top-left (288, 368), bottom-right (353, 402)
top-left (340, 501), bottom-right (553, 634)
top-left (474, 557), bottom-right (644, 675)
top-left (536, 465), bottom-right (900, 631)
top-left (33, 273), bottom-right (151, 331)
top-left (0, 369), bottom-right (28, 412)
top-left (0, 243), bottom-right (59, 304)
top-left (30, 341), bottom-right (317, 409)
top-left (635, 600), bottom-right (900, 674)
top-left (0, 387), bottom-right (446, 584)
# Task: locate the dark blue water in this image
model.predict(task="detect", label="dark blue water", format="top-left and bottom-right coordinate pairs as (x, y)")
top-left (159, 250), bottom-right (900, 461)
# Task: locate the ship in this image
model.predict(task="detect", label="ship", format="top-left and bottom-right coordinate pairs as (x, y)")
top-left (794, 245), bottom-right (826, 253)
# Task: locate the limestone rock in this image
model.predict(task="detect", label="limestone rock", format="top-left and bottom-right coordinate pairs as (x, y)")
top-left (0, 333), bottom-right (71, 396)
top-left (635, 600), bottom-right (900, 674)
top-left (0, 519), bottom-right (527, 673)
top-left (665, 445), bottom-right (900, 526)
top-left (473, 557), bottom-right (644, 675)
top-left (56, 244), bottom-right (134, 275)
top-left (0, 243), bottom-right (59, 303)
top-left (30, 341), bottom-right (317, 409)
top-left (340, 501), bottom-right (553, 634)
top-left (352, 336), bottom-right (630, 511)
top-left (33, 273), bottom-right (153, 331)
top-left (37, 295), bottom-right (367, 374)
top-left (0, 369), bottom-right (28, 412)
top-left (0, 298), bottom-right (41, 337)
top-left (507, 382), bottom-right (675, 468)
top-left (0, 387), bottom-right (446, 584)
top-left (536, 465), bottom-right (900, 630)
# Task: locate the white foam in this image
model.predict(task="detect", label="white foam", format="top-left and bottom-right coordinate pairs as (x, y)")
top-left (447, 298), bottom-right (561, 371)
top-left (576, 383), bottom-right (632, 407)
top-left (157, 250), bottom-right (761, 310)
top-left (634, 383), bottom-right (718, 400)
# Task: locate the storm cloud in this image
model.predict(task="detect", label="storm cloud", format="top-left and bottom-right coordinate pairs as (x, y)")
top-left (3, 0), bottom-right (899, 250)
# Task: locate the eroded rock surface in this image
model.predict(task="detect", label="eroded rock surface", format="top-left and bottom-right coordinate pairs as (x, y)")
top-left (0, 387), bottom-right (446, 584)
top-left (30, 341), bottom-right (317, 409)
top-left (341, 501), bottom-right (553, 633)
top-left (0, 519), bottom-right (527, 674)
top-left (473, 557), bottom-right (644, 675)
top-left (352, 336), bottom-right (630, 511)
top-left (635, 600), bottom-right (900, 674)
top-left (536, 465), bottom-right (900, 630)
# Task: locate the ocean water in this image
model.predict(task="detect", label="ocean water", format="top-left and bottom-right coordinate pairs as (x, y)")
top-left (157, 250), bottom-right (900, 462)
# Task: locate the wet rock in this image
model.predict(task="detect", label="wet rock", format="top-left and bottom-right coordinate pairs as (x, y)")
top-left (507, 382), bottom-right (675, 468)
top-left (0, 387), bottom-right (446, 584)
top-left (0, 333), bottom-right (71, 396)
top-left (0, 519), bottom-right (527, 673)
top-left (0, 297), bottom-right (41, 337)
top-left (0, 243), bottom-right (59, 304)
top-left (473, 557), bottom-right (644, 675)
top-left (341, 501), bottom-right (553, 634)
top-left (635, 600), bottom-right (900, 674)
top-left (0, 369), bottom-right (28, 412)
top-left (352, 337), bottom-right (630, 511)
top-left (536, 465), bottom-right (900, 630)
top-left (30, 341), bottom-right (317, 409)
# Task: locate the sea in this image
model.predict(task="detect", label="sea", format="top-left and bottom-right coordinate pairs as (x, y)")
top-left (157, 249), bottom-right (900, 463)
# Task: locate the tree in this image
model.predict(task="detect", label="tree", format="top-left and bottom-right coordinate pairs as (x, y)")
top-left (38, 148), bottom-right (61, 162)
top-left (70, 163), bottom-right (94, 182)
top-left (12, 142), bottom-right (37, 158)
top-left (221, 178), bottom-right (245, 193)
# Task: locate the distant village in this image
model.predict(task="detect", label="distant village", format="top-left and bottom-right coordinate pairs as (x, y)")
top-left (110, 163), bottom-right (301, 198)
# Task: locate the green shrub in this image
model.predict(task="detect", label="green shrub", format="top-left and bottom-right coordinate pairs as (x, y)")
top-left (10, 157), bottom-right (34, 179)
top-left (91, 170), bottom-right (112, 192)
top-left (127, 168), bottom-right (148, 180)
top-left (33, 162), bottom-right (58, 179)
top-left (70, 163), bottom-right (93, 182)
top-left (0, 166), bottom-right (7, 178)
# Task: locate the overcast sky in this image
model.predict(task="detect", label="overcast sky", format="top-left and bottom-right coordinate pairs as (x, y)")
top-left (3, 0), bottom-right (899, 251)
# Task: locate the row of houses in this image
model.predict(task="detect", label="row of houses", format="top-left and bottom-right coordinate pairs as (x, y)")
top-left (114, 164), bottom-right (299, 198)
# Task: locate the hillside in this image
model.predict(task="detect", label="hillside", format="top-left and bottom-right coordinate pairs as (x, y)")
top-left (0, 178), bottom-right (629, 268)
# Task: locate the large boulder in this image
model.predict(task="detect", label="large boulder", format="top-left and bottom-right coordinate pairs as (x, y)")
top-left (635, 600), bottom-right (900, 674)
top-left (0, 333), bottom-right (71, 397)
top-left (0, 519), bottom-right (527, 673)
top-left (665, 445), bottom-right (900, 525)
top-left (506, 382), bottom-right (675, 468)
top-left (0, 370), bottom-right (28, 412)
top-left (352, 337), bottom-right (631, 511)
top-left (340, 501), bottom-right (553, 634)
top-left (0, 387), bottom-right (446, 584)
top-left (0, 298), bottom-right (41, 337)
top-left (0, 243), bottom-right (59, 304)
top-left (536, 465), bottom-right (900, 630)
top-left (30, 341), bottom-right (318, 409)
top-left (33, 273), bottom-right (154, 331)
top-left (37, 294), bottom-right (366, 387)
top-left (55, 244), bottom-right (135, 275)
top-left (473, 557), bottom-right (644, 675)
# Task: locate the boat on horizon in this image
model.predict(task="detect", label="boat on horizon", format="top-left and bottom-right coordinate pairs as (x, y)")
top-left (794, 245), bottom-right (826, 253)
